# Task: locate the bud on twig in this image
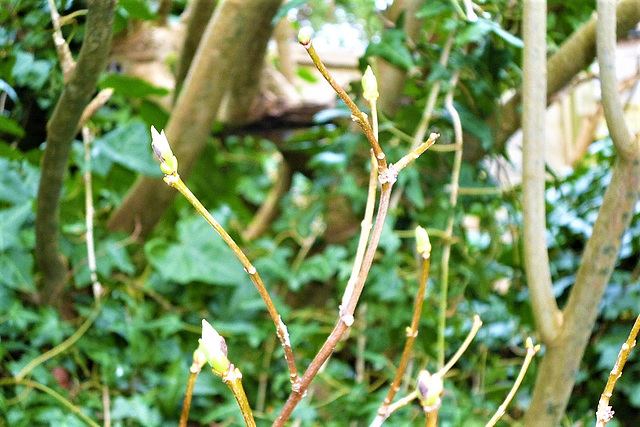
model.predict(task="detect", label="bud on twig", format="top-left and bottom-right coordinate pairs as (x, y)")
top-left (198, 319), bottom-right (230, 375)
top-left (415, 226), bottom-right (431, 258)
top-left (361, 66), bottom-right (379, 103)
top-left (297, 28), bottom-right (312, 46)
top-left (151, 126), bottom-right (178, 175)
top-left (416, 370), bottom-right (443, 409)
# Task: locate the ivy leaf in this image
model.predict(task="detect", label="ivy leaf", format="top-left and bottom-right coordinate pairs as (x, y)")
top-left (71, 234), bottom-right (136, 288)
top-left (12, 51), bottom-right (53, 91)
top-left (365, 29), bottom-right (414, 70)
top-left (0, 249), bottom-right (35, 292)
top-left (98, 74), bottom-right (170, 98)
top-left (145, 214), bottom-right (246, 286)
top-left (92, 120), bottom-right (162, 176)
top-left (0, 159), bottom-right (40, 205)
top-left (457, 19), bottom-right (523, 48)
top-left (0, 203), bottom-right (34, 251)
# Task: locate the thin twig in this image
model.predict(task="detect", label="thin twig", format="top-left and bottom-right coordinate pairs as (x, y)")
top-left (79, 88), bottom-right (114, 129)
top-left (341, 153), bottom-right (378, 312)
top-left (47, 0), bottom-right (75, 81)
top-left (163, 175), bottom-right (300, 389)
top-left (275, 183), bottom-right (395, 425)
top-left (180, 370), bottom-right (199, 427)
top-left (222, 366), bottom-right (257, 427)
top-left (439, 315), bottom-right (482, 376)
top-left (15, 303), bottom-right (102, 381)
top-left (385, 390), bottom-right (418, 417)
top-left (437, 71), bottom-right (463, 369)
top-left (82, 126), bottom-right (102, 299)
top-left (256, 335), bottom-right (277, 413)
top-left (275, 31), bottom-right (440, 426)
top-left (0, 378), bottom-right (100, 427)
top-left (486, 338), bottom-right (540, 427)
top-left (102, 384), bottom-right (111, 427)
top-left (298, 32), bottom-right (387, 172)
top-left (596, 313), bottom-right (640, 426)
top-left (372, 251), bottom-right (431, 425)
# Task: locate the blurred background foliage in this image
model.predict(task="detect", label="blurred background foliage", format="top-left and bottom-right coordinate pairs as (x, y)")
top-left (1, 0), bottom-right (639, 426)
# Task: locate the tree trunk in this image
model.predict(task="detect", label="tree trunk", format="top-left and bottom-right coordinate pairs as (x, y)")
top-left (36, 0), bottom-right (115, 308)
top-left (107, 0), bottom-right (283, 237)
top-left (376, 0), bottom-right (423, 116)
top-left (524, 156), bottom-right (640, 426)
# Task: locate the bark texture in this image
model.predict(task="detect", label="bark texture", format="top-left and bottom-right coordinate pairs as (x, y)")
top-left (107, 0), bottom-right (283, 236)
top-left (36, 0), bottom-right (115, 307)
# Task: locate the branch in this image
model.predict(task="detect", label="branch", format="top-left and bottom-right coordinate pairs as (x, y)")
top-left (298, 30), bottom-right (387, 173)
top-left (36, 0), bottom-right (116, 307)
top-left (174, 0), bottom-right (217, 99)
top-left (47, 0), bottom-right (75, 81)
top-left (372, 229), bottom-right (432, 425)
top-left (162, 173), bottom-right (300, 389)
top-left (596, 313), bottom-right (640, 426)
top-left (486, 338), bottom-right (540, 427)
top-left (597, 0), bottom-right (639, 160)
top-left (492, 0), bottom-right (640, 157)
top-left (521, 0), bottom-right (562, 344)
top-left (437, 71), bottom-right (463, 368)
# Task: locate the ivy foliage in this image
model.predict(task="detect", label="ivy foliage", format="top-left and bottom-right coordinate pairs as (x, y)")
top-left (0, 1), bottom-right (638, 426)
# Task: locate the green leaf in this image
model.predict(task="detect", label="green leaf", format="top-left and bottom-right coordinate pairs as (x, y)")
top-left (0, 116), bottom-right (24, 138)
top-left (71, 234), bottom-right (136, 288)
top-left (98, 74), bottom-right (170, 98)
top-left (12, 51), bottom-right (53, 90)
top-left (111, 395), bottom-right (162, 426)
top-left (139, 99), bottom-right (169, 130)
top-left (118, 0), bottom-right (156, 20)
top-left (0, 159), bottom-right (40, 205)
top-left (456, 19), bottom-right (523, 48)
top-left (416, 1), bottom-right (452, 18)
top-left (144, 214), bottom-right (247, 286)
top-left (297, 66), bottom-right (318, 83)
top-left (0, 248), bottom-right (35, 292)
top-left (92, 120), bottom-right (162, 176)
top-left (365, 29), bottom-right (414, 70)
top-left (0, 203), bottom-right (34, 251)
top-left (452, 102), bottom-right (494, 149)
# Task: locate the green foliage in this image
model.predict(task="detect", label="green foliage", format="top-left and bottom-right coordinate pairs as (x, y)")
top-left (1, 1), bottom-right (637, 426)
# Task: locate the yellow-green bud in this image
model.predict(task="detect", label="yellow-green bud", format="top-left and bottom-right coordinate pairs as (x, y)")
top-left (150, 126), bottom-right (178, 175)
top-left (415, 226), bottom-right (431, 258)
top-left (361, 66), bottom-right (379, 102)
top-left (298, 28), bottom-right (312, 45)
top-left (416, 370), bottom-right (443, 408)
top-left (199, 319), bottom-right (230, 375)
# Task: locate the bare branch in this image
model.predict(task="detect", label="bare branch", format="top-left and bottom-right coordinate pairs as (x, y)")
top-left (597, 0), bottom-right (639, 160)
top-left (521, 0), bottom-right (562, 344)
